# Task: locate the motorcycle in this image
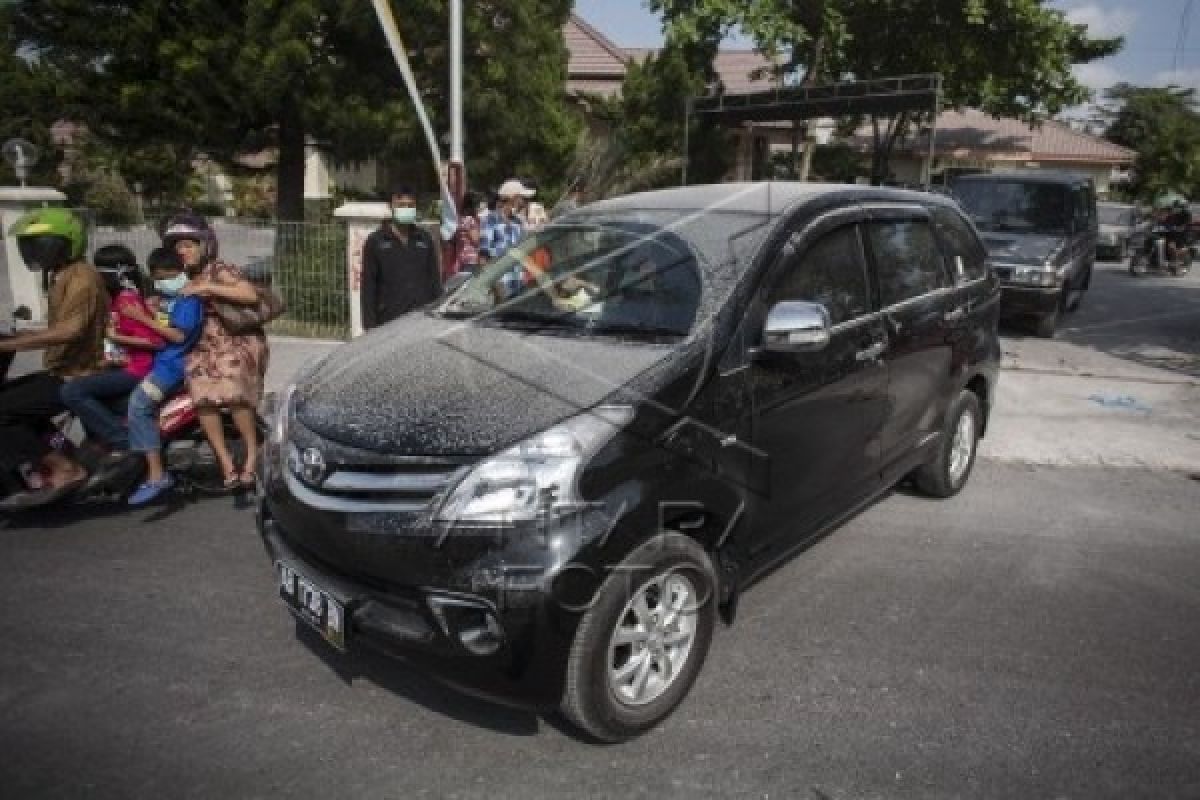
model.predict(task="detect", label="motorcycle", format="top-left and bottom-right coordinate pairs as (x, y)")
top-left (1, 306), bottom-right (263, 513)
top-left (1129, 225), bottom-right (1193, 276)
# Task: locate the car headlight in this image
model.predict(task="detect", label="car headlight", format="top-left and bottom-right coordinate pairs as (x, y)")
top-left (1010, 267), bottom-right (1058, 287)
top-left (269, 382), bottom-right (298, 447)
top-left (434, 406), bottom-right (633, 525)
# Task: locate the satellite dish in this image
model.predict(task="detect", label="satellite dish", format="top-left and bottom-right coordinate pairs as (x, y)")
top-left (2, 139), bottom-right (40, 186)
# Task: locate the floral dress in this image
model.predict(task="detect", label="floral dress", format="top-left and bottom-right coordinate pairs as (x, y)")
top-left (184, 260), bottom-right (269, 410)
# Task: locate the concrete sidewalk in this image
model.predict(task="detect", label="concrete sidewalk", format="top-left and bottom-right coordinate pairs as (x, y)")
top-left (9, 330), bottom-right (1200, 473)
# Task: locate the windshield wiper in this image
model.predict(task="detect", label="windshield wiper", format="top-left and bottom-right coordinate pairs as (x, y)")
top-left (587, 321), bottom-right (686, 338)
top-left (483, 309), bottom-right (583, 330)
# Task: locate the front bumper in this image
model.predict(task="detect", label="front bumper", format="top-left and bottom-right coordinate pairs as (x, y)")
top-left (999, 284), bottom-right (1061, 316)
top-left (255, 458), bottom-right (614, 710)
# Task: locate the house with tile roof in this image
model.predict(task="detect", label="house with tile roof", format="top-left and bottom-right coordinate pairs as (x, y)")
top-left (850, 109), bottom-right (1135, 195)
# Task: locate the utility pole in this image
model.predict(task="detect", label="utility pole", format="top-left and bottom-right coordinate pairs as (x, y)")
top-left (447, 0), bottom-right (465, 208)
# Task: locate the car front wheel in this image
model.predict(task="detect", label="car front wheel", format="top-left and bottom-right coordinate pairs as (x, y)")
top-left (560, 533), bottom-right (717, 743)
top-left (914, 390), bottom-right (982, 498)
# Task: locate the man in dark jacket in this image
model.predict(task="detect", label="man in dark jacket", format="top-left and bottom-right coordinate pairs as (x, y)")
top-left (361, 186), bottom-right (442, 329)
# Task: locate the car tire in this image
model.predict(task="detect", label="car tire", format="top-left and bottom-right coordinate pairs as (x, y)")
top-left (914, 390), bottom-right (982, 499)
top-left (1033, 303), bottom-right (1059, 338)
top-left (1065, 269), bottom-right (1088, 313)
top-left (560, 533), bottom-right (717, 743)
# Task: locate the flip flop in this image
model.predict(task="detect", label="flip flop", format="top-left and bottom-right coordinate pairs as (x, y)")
top-left (237, 470), bottom-right (257, 489)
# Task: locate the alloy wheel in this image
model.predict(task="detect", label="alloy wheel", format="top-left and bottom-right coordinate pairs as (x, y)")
top-left (948, 408), bottom-right (976, 486)
top-left (607, 571), bottom-right (699, 707)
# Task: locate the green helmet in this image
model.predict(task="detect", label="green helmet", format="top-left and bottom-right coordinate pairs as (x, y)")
top-left (7, 207), bottom-right (87, 271)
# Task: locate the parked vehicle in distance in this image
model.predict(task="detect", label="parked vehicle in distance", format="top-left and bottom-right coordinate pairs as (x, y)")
top-left (258, 182), bottom-right (1002, 742)
top-left (1096, 202), bottom-right (1141, 261)
top-left (951, 171), bottom-right (1097, 337)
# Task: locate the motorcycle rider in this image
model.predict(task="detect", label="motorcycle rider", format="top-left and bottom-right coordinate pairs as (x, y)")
top-left (1164, 198), bottom-right (1192, 264)
top-left (0, 209), bottom-right (109, 505)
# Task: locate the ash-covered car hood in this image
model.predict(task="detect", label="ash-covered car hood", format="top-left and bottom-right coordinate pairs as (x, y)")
top-left (293, 313), bottom-right (679, 455)
top-left (979, 232), bottom-right (1066, 265)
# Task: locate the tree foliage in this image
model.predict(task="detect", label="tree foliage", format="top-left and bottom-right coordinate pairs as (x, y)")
top-left (8, 0), bottom-right (580, 219)
top-left (647, 0), bottom-right (1122, 182)
top-left (1104, 84), bottom-right (1200, 201)
top-left (0, 8), bottom-right (62, 185)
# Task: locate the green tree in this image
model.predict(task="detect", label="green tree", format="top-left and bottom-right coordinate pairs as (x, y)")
top-left (1104, 84), bottom-right (1200, 201)
top-left (0, 7), bottom-right (61, 185)
top-left (647, 0), bottom-right (1122, 182)
top-left (9, 0), bottom-right (579, 219)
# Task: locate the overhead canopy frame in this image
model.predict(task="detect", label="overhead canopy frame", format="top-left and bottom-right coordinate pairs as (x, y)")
top-left (685, 73), bottom-right (943, 185)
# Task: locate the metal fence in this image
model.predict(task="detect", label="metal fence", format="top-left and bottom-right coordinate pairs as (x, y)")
top-left (83, 214), bottom-right (350, 339)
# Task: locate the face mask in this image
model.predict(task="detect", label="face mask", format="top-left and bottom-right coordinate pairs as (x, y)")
top-left (392, 207), bottom-right (417, 225)
top-left (155, 274), bottom-right (188, 295)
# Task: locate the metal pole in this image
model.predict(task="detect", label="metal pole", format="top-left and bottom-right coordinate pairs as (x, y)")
top-left (924, 75), bottom-right (941, 188)
top-left (682, 95), bottom-right (692, 186)
top-left (449, 0), bottom-right (464, 164)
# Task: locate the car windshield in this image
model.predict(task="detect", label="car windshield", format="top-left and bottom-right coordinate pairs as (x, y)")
top-left (437, 210), bottom-right (770, 340)
top-left (953, 180), bottom-right (1072, 235)
top-left (1099, 205), bottom-right (1133, 226)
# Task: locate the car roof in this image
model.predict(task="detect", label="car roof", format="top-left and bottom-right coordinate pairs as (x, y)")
top-left (952, 170), bottom-right (1092, 187)
top-left (583, 181), bottom-right (956, 217)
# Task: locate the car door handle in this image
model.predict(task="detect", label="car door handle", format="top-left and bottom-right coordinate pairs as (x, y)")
top-left (855, 341), bottom-right (887, 362)
top-left (942, 307), bottom-right (967, 324)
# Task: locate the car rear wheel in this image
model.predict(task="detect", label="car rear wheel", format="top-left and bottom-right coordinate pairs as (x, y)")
top-left (561, 533), bottom-right (717, 743)
top-left (914, 390), bottom-right (982, 498)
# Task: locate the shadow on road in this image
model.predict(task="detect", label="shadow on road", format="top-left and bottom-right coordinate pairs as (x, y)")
top-left (291, 621), bottom-right (550, 739)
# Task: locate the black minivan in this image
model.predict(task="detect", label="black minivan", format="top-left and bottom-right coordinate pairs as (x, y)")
top-left (951, 171), bottom-right (1097, 337)
top-left (258, 183), bottom-right (1001, 742)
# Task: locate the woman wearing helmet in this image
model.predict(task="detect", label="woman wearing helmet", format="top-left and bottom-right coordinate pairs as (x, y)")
top-left (0, 208), bottom-right (108, 504)
top-left (162, 212), bottom-right (268, 489)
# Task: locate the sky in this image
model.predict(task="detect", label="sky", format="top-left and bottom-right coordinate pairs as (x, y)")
top-left (574, 0), bottom-right (1200, 104)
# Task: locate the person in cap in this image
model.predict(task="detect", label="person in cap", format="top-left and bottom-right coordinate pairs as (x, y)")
top-left (0, 208), bottom-right (108, 503)
top-left (481, 179), bottom-right (535, 262)
top-left (360, 185), bottom-right (442, 330)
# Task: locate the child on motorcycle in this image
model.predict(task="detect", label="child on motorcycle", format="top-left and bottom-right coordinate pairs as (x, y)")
top-left (118, 249), bottom-right (206, 505)
top-left (60, 245), bottom-right (164, 454)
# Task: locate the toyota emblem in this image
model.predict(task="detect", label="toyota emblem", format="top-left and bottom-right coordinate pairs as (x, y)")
top-left (300, 448), bottom-right (327, 486)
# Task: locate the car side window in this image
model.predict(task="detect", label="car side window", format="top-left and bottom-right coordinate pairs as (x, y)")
top-left (766, 225), bottom-right (870, 325)
top-left (932, 208), bottom-right (988, 283)
top-left (866, 219), bottom-right (948, 306)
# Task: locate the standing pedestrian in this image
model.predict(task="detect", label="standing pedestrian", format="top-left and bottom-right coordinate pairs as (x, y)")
top-left (360, 186), bottom-right (442, 330)
top-left (481, 179), bottom-right (535, 262)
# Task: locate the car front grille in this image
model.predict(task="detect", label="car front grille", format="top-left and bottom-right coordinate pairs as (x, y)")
top-left (285, 421), bottom-right (474, 513)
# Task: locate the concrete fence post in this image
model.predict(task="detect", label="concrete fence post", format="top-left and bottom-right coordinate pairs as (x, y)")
top-left (333, 201), bottom-right (388, 338)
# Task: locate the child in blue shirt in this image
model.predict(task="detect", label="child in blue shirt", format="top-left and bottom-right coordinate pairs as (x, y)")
top-left (123, 249), bottom-right (206, 505)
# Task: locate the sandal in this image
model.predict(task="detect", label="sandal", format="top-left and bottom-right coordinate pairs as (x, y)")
top-left (237, 469), bottom-right (258, 489)
top-left (222, 470), bottom-right (241, 491)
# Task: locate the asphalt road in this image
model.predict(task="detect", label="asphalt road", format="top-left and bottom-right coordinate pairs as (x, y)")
top-left (1, 462), bottom-right (1198, 800)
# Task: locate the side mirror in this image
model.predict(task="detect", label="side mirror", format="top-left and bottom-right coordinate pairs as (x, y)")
top-left (761, 301), bottom-right (832, 354)
top-left (13, 306), bottom-right (32, 321)
top-left (442, 272), bottom-right (471, 296)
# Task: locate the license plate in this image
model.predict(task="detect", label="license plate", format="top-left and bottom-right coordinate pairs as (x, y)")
top-left (277, 561), bottom-right (346, 651)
